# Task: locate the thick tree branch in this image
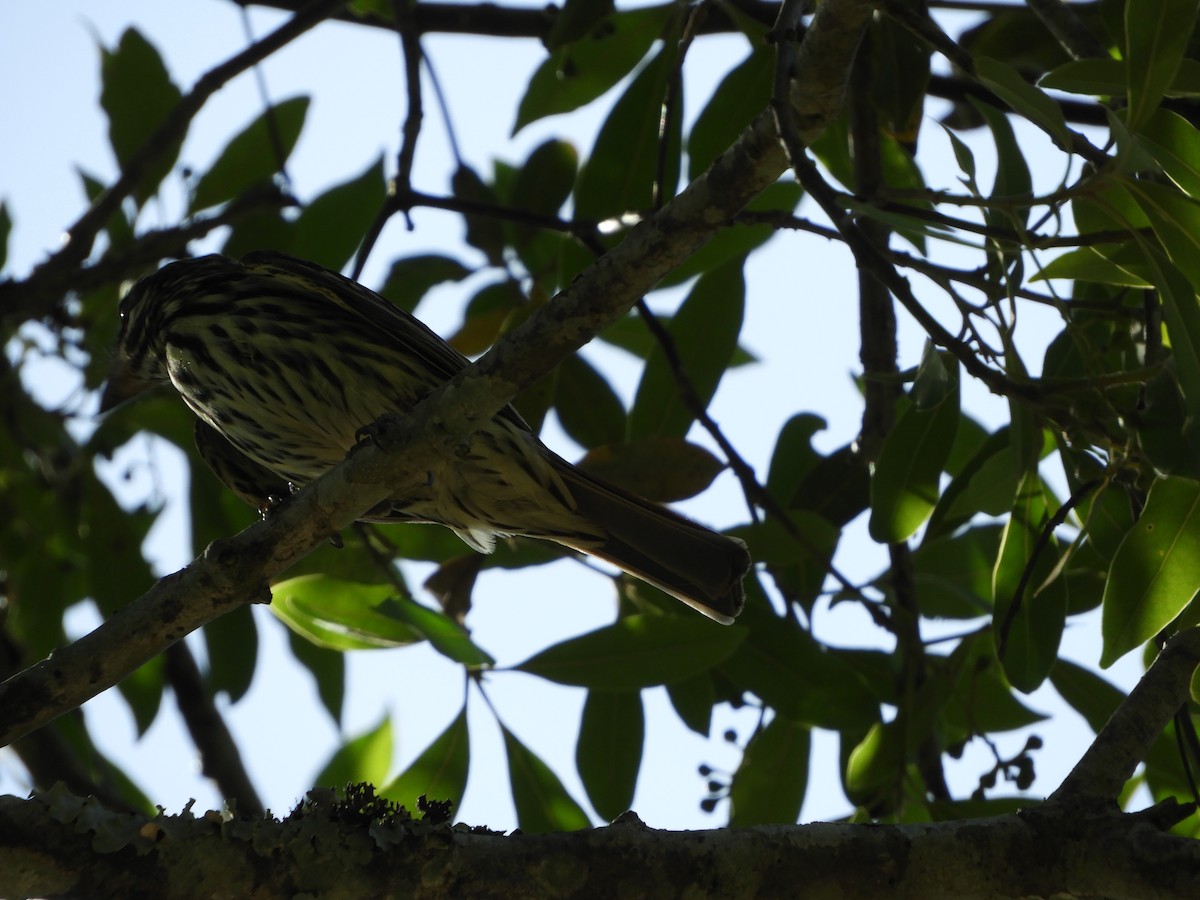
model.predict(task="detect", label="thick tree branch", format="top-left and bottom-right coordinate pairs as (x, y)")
top-left (2, 789), bottom-right (1198, 899)
top-left (1054, 627), bottom-right (1200, 803)
top-left (0, 0), bottom-right (877, 749)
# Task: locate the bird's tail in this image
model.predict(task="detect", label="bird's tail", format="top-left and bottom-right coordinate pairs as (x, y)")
top-left (548, 457), bottom-right (750, 623)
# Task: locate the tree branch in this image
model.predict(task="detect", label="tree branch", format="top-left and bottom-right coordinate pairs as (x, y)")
top-left (0, 0), bottom-right (345, 328)
top-left (0, 0), bottom-right (878, 750)
top-left (1054, 627), bottom-right (1200, 803)
top-left (2, 788), bottom-right (1199, 899)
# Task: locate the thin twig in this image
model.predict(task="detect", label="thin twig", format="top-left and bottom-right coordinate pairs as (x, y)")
top-left (0, 0), bottom-right (346, 327)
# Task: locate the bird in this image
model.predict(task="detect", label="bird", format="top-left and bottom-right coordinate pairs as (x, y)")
top-left (101, 251), bottom-right (750, 622)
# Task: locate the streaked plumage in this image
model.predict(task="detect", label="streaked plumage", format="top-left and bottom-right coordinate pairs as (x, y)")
top-left (102, 251), bottom-right (749, 622)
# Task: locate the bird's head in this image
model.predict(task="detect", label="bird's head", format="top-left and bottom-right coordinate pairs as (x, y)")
top-left (99, 255), bottom-right (233, 412)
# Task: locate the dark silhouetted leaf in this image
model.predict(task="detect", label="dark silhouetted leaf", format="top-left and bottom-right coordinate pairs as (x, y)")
top-left (576, 690), bottom-right (643, 820)
top-left (502, 725), bottom-right (590, 832)
top-left (189, 96), bottom-right (310, 213)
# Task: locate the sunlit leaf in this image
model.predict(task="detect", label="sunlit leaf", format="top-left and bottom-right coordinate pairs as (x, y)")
top-left (313, 716), bottom-right (393, 789)
top-left (845, 721), bottom-right (904, 807)
top-left (1101, 476), bottom-right (1200, 666)
top-left (374, 596), bottom-right (494, 669)
top-left (271, 574), bottom-right (426, 651)
top-left (382, 707), bottom-right (469, 811)
top-left (1125, 0), bottom-right (1199, 131)
top-left (1136, 109), bottom-right (1200, 199)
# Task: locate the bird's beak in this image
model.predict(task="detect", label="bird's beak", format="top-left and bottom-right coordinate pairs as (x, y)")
top-left (98, 359), bottom-right (155, 414)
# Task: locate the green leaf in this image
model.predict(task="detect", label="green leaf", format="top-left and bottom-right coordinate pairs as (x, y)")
top-left (382, 707), bottom-right (469, 810)
top-left (597, 312), bottom-right (755, 367)
top-left (502, 725), bottom-right (590, 833)
top-left (574, 48), bottom-right (680, 219)
top-left (718, 606), bottom-right (879, 730)
top-left (447, 280), bottom-right (524, 356)
top-left (202, 604), bottom-right (258, 703)
top-left (376, 253), bottom-right (472, 315)
top-left (555, 355), bottom-right (626, 448)
top-left (1039, 58), bottom-right (1127, 96)
top-left (664, 672), bottom-right (714, 736)
top-left (576, 690), bottom-right (643, 820)
top-left (513, 614), bottom-right (747, 690)
top-left (992, 471), bottom-right (1066, 692)
top-left (189, 96), bottom-right (310, 213)
top-left (731, 518), bottom-right (839, 615)
top-left (728, 716), bottom-right (809, 826)
top-left (452, 165), bottom-right (506, 265)
top-left (576, 437), bottom-right (724, 503)
top-left (288, 156), bottom-right (387, 270)
top-left (116, 657), bottom-right (164, 739)
top-left (99, 28), bottom-right (183, 204)
top-left (912, 344), bottom-right (952, 410)
top-left (511, 139), bottom-right (578, 219)
top-left (514, 5), bottom-right (670, 132)
top-left (909, 525), bottom-right (1002, 619)
top-left (1049, 659), bottom-right (1126, 734)
top-left (374, 596), bottom-right (494, 669)
top-left (628, 255), bottom-right (745, 440)
top-left (845, 721), bottom-right (905, 807)
top-left (1125, 0), bottom-right (1199, 131)
top-left (972, 98), bottom-right (1032, 217)
top-left (869, 365), bottom-right (961, 543)
top-left (545, 0), bottom-right (614, 50)
top-left (1121, 199), bottom-right (1200, 420)
top-left (765, 414), bottom-right (826, 507)
top-left (287, 630), bottom-right (346, 725)
top-left (271, 574), bottom-right (426, 651)
top-left (313, 716), bottom-right (393, 788)
top-left (510, 140), bottom-right (579, 281)
top-left (974, 56), bottom-right (1071, 148)
top-left (941, 125), bottom-right (979, 195)
top-left (870, 13), bottom-right (931, 148)
top-left (790, 444), bottom-right (870, 529)
top-left (1136, 109), bottom-right (1200, 199)
top-left (687, 46), bottom-right (772, 179)
top-left (1101, 476), bottom-right (1200, 666)
top-left (943, 635), bottom-right (1048, 734)
top-left (1034, 245), bottom-right (1153, 288)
